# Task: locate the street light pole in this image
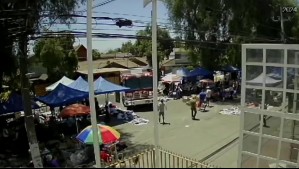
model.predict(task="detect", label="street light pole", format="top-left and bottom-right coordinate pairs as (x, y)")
top-left (87, 0), bottom-right (101, 167)
top-left (143, 0), bottom-right (160, 167)
top-left (151, 0), bottom-right (160, 166)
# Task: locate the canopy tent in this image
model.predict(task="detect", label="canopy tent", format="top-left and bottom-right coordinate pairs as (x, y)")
top-left (221, 65), bottom-right (240, 73)
top-left (94, 77), bottom-right (130, 95)
top-left (46, 76), bottom-right (74, 91)
top-left (162, 73), bottom-right (182, 83)
top-left (0, 93), bottom-right (40, 115)
top-left (176, 68), bottom-right (191, 77)
top-left (189, 68), bottom-right (214, 78)
top-left (247, 74), bottom-right (282, 86)
top-left (37, 84), bottom-right (88, 107)
top-left (68, 76), bottom-right (89, 92)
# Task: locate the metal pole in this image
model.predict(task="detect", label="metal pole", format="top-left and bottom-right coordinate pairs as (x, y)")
top-left (152, 0), bottom-right (160, 167)
top-left (87, 0), bottom-right (101, 167)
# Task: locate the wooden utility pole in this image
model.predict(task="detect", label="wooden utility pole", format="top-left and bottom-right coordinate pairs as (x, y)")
top-left (272, 6), bottom-right (292, 43)
top-left (19, 0), bottom-right (43, 167)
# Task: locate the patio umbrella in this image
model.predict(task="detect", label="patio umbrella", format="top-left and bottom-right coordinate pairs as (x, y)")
top-left (200, 79), bottom-right (214, 83)
top-left (59, 104), bottom-right (90, 118)
top-left (76, 124), bottom-right (120, 145)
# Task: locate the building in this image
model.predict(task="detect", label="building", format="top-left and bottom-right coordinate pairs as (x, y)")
top-left (78, 57), bottom-right (148, 71)
top-left (161, 48), bottom-right (192, 74)
top-left (239, 44), bottom-right (299, 168)
top-left (74, 44), bottom-right (87, 61)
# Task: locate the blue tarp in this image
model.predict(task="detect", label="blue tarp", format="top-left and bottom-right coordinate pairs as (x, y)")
top-left (68, 76), bottom-right (89, 92)
top-left (0, 93), bottom-right (39, 115)
top-left (94, 77), bottom-right (131, 95)
top-left (176, 68), bottom-right (191, 77)
top-left (36, 84), bottom-right (88, 107)
top-left (221, 65), bottom-right (240, 72)
top-left (189, 68), bottom-right (214, 78)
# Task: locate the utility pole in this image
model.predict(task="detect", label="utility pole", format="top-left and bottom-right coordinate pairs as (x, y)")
top-left (20, 0), bottom-right (43, 167)
top-left (272, 6), bottom-right (292, 43)
top-left (87, 0), bottom-right (102, 167)
top-left (279, 6), bottom-right (286, 43)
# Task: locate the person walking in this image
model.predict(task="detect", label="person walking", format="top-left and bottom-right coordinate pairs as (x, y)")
top-left (158, 99), bottom-right (167, 124)
top-left (190, 96), bottom-right (198, 120)
top-left (206, 87), bottom-right (212, 107)
top-left (199, 89), bottom-right (207, 111)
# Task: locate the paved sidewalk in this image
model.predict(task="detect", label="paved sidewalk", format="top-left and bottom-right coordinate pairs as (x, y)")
top-left (111, 99), bottom-right (241, 167)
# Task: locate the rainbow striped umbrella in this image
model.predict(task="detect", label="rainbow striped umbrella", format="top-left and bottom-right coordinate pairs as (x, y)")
top-left (76, 124), bottom-right (120, 145)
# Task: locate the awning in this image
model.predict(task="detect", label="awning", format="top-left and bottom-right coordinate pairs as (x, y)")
top-left (46, 76), bottom-right (74, 91)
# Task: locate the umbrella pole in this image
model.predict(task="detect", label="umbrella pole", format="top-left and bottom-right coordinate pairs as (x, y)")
top-left (75, 116), bottom-right (79, 133)
top-left (114, 143), bottom-right (118, 162)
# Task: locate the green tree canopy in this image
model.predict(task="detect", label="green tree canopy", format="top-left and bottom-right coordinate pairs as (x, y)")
top-left (134, 25), bottom-right (174, 66)
top-left (0, 0), bottom-right (85, 90)
top-left (92, 49), bottom-right (101, 60)
top-left (34, 35), bottom-right (78, 82)
top-left (164, 0), bottom-right (299, 70)
top-left (120, 41), bottom-right (135, 54)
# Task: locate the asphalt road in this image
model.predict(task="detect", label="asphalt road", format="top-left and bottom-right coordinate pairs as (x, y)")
top-left (100, 95), bottom-right (241, 168)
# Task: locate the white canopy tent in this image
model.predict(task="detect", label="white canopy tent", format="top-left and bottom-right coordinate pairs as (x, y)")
top-left (247, 73), bottom-right (282, 86)
top-left (45, 76), bottom-right (74, 91)
top-left (162, 73), bottom-right (182, 83)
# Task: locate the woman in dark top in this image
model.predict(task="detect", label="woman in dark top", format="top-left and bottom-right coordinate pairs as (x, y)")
top-left (104, 101), bottom-right (111, 123)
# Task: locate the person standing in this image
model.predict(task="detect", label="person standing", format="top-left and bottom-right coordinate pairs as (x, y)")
top-left (190, 96), bottom-right (197, 120)
top-left (206, 87), bottom-right (212, 107)
top-left (95, 98), bottom-right (100, 120)
top-left (158, 99), bottom-right (167, 124)
top-left (104, 101), bottom-right (111, 123)
top-left (199, 90), bottom-right (207, 111)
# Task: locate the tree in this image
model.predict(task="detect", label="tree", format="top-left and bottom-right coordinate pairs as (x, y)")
top-left (34, 35), bottom-right (78, 82)
top-left (0, 0), bottom-right (85, 90)
top-left (164, 0), bottom-right (299, 70)
top-left (134, 25), bottom-right (174, 66)
top-left (106, 48), bottom-right (121, 54)
top-left (92, 49), bottom-right (101, 60)
top-left (120, 41), bottom-right (135, 54)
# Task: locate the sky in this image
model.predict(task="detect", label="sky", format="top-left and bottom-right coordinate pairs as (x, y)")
top-left (30, 0), bottom-right (172, 54)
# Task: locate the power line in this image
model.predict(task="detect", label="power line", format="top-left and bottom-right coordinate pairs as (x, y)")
top-left (39, 21), bottom-right (285, 42)
top-left (78, 0), bottom-right (117, 12)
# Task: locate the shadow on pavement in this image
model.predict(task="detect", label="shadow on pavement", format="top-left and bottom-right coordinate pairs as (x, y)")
top-left (212, 98), bottom-right (241, 106)
top-left (117, 129), bottom-right (153, 157)
top-left (130, 105), bottom-right (153, 112)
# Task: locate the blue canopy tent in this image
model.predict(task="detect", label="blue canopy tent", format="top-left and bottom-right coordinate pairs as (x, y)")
top-left (221, 65), bottom-right (240, 73)
top-left (176, 68), bottom-right (191, 77)
top-left (68, 76), bottom-right (89, 92)
top-left (0, 93), bottom-right (40, 115)
top-left (94, 77), bottom-right (131, 95)
top-left (189, 68), bottom-right (214, 79)
top-left (36, 83), bottom-right (88, 107)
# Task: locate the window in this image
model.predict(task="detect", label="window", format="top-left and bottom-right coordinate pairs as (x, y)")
top-left (266, 49), bottom-right (284, 64)
top-left (246, 49), bottom-right (263, 63)
top-left (265, 67), bottom-right (283, 88)
top-left (287, 50), bottom-right (299, 65)
top-left (244, 112), bottom-right (261, 133)
top-left (242, 134), bottom-right (259, 154)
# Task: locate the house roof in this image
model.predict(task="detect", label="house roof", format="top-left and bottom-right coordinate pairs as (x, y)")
top-left (78, 57), bottom-right (148, 71)
top-left (74, 45), bottom-right (86, 52)
top-left (161, 59), bottom-right (176, 67)
top-left (101, 53), bottom-right (132, 58)
top-left (129, 57), bottom-right (148, 66)
top-left (77, 68), bottom-right (128, 75)
top-left (102, 60), bottom-right (140, 69)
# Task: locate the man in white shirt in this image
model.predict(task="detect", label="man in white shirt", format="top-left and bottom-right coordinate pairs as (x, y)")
top-left (206, 87), bottom-right (212, 107)
top-left (158, 99), bottom-right (167, 124)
